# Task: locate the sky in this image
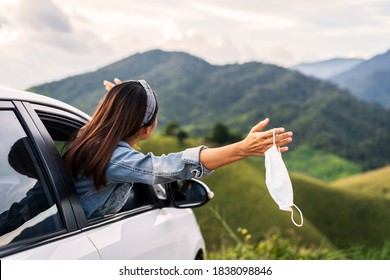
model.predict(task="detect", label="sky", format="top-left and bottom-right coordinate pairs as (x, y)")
top-left (0, 0), bottom-right (390, 90)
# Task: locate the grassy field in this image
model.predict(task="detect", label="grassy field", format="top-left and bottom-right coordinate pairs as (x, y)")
top-left (284, 144), bottom-right (363, 181)
top-left (140, 135), bottom-right (390, 259)
top-left (331, 166), bottom-right (390, 199)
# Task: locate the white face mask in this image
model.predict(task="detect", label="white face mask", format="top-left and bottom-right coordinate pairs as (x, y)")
top-left (264, 128), bottom-right (303, 227)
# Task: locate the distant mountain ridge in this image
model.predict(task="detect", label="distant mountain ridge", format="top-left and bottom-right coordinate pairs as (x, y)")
top-left (331, 49), bottom-right (390, 108)
top-left (28, 49), bottom-right (390, 173)
top-left (291, 49), bottom-right (390, 109)
top-left (291, 58), bottom-right (364, 79)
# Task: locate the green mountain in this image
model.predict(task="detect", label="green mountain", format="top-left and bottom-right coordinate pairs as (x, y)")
top-left (291, 58), bottom-right (364, 79)
top-left (28, 49), bottom-right (390, 175)
top-left (331, 49), bottom-right (390, 108)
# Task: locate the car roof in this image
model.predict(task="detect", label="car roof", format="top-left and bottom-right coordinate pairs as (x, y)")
top-left (0, 87), bottom-right (90, 120)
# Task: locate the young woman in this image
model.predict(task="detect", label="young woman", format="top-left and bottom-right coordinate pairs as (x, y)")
top-left (64, 79), bottom-right (293, 219)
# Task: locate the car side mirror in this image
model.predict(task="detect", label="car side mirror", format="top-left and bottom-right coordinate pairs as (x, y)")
top-left (166, 179), bottom-right (214, 208)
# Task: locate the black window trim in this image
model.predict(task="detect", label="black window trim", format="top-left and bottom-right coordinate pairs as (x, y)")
top-left (21, 101), bottom-right (90, 229)
top-left (0, 102), bottom-right (69, 256)
top-left (83, 205), bottom-right (157, 232)
top-left (12, 101), bottom-right (80, 230)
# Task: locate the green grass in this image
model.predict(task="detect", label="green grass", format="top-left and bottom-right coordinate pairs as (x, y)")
top-left (284, 144), bottom-right (363, 181)
top-left (140, 134), bottom-right (390, 259)
top-left (291, 172), bottom-right (390, 249)
top-left (206, 207), bottom-right (344, 260)
top-left (195, 160), bottom-right (334, 251)
top-left (331, 165), bottom-right (390, 199)
top-left (206, 208), bottom-right (390, 260)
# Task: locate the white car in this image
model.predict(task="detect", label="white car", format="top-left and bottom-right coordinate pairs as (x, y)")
top-left (0, 87), bottom-right (213, 259)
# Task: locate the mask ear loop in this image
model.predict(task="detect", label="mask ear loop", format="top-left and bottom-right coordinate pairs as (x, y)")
top-left (291, 204), bottom-right (304, 227)
top-left (273, 128), bottom-right (301, 226)
top-left (273, 128), bottom-right (281, 153)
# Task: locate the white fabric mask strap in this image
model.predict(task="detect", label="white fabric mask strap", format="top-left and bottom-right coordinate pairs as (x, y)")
top-left (290, 204), bottom-right (304, 227)
top-left (272, 128), bottom-right (276, 146)
top-left (273, 128), bottom-right (281, 152)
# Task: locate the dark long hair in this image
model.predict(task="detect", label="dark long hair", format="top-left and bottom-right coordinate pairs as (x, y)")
top-left (64, 81), bottom-right (158, 190)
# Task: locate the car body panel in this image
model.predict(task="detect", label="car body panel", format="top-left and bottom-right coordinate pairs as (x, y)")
top-left (0, 87), bottom-right (208, 260)
top-left (2, 233), bottom-right (101, 260)
top-left (86, 208), bottom-right (205, 260)
top-left (0, 87), bottom-right (90, 120)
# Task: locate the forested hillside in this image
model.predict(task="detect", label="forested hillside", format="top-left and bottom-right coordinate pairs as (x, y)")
top-left (28, 49), bottom-right (390, 175)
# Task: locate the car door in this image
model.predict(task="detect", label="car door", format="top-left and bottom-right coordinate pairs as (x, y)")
top-left (10, 96), bottom-right (205, 260)
top-left (0, 99), bottom-right (99, 259)
top-left (28, 99), bottom-right (206, 260)
top-left (25, 100), bottom-right (177, 259)
top-left (85, 205), bottom-right (205, 259)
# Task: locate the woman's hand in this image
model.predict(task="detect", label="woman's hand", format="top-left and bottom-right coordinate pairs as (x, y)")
top-left (240, 118), bottom-right (293, 157)
top-left (200, 118), bottom-right (293, 170)
top-left (103, 78), bottom-right (122, 91)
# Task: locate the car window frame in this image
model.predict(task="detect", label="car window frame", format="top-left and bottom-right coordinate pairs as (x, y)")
top-left (0, 101), bottom-right (73, 256)
top-left (22, 101), bottom-right (88, 228)
top-left (26, 101), bottom-right (159, 228)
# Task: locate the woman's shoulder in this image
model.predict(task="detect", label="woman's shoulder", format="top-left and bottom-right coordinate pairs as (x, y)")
top-left (114, 141), bottom-right (136, 154)
top-left (117, 140), bottom-right (131, 149)
top-left (111, 141), bottom-right (144, 160)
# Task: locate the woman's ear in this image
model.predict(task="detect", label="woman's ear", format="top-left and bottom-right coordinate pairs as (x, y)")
top-left (143, 125), bottom-right (153, 135)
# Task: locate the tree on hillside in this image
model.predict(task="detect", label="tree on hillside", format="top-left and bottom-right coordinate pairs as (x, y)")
top-left (164, 121), bottom-right (179, 136)
top-left (207, 123), bottom-right (242, 145)
top-left (163, 121), bottom-right (189, 145)
top-left (177, 130), bottom-right (189, 145)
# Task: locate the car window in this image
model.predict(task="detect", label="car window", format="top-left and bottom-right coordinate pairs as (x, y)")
top-left (34, 108), bottom-right (155, 221)
top-left (36, 110), bottom-right (83, 155)
top-left (0, 110), bottom-right (63, 247)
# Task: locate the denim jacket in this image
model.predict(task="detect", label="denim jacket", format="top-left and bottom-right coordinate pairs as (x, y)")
top-left (75, 141), bottom-right (213, 219)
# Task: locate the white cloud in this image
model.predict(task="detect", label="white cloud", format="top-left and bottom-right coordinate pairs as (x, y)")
top-left (0, 27), bottom-right (19, 46)
top-left (189, 2), bottom-right (298, 30)
top-left (15, 0), bottom-right (71, 32)
top-left (0, 0), bottom-right (389, 89)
